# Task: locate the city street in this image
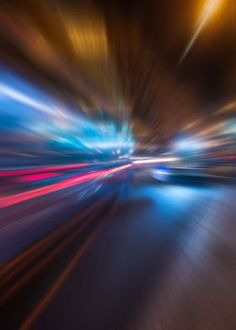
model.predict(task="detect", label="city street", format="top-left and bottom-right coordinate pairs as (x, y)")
top-left (1, 173), bottom-right (236, 329)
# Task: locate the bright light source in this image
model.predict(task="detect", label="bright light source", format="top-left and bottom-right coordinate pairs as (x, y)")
top-left (202, 0), bottom-right (222, 18)
top-left (132, 157), bottom-right (179, 165)
top-left (173, 136), bottom-right (204, 154)
top-left (152, 167), bottom-right (170, 182)
top-left (178, 0), bottom-right (223, 66)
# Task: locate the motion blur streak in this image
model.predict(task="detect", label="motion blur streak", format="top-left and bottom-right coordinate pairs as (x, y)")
top-left (0, 163), bottom-right (89, 177)
top-left (178, 0), bottom-right (223, 66)
top-left (0, 1), bottom-right (236, 330)
top-left (132, 157), bottom-right (179, 165)
top-left (0, 164), bottom-right (131, 209)
top-left (17, 173), bottom-right (60, 183)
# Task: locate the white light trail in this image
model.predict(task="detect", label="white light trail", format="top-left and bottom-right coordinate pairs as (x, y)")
top-left (178, 0), bottom-right (223, 66)
top-left (132, 157), bottom-right (179, 165)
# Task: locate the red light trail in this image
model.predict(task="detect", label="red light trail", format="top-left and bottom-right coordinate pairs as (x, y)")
top-left (0, 164), bottom-right (131, 209)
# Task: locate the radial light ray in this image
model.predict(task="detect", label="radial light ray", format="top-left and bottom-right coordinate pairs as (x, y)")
top-left (178, 0), bottom-right (223, 66)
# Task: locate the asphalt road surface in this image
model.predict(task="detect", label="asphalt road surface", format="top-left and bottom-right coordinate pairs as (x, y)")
top-left (0, 175), bottom-right (236, 330)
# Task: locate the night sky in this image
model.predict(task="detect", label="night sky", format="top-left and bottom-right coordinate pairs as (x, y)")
top-left (0, 0), bottom-right (235, 142)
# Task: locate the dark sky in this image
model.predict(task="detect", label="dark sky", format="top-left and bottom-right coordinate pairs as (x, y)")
top-left (0, 0), bottom-right (235, 142)
top-left (1, 0), bottom-right (235, 105)
top-left (99, 0), bottom-right (235, 103)
top-left (94, 0), bottom-right (235, 143)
